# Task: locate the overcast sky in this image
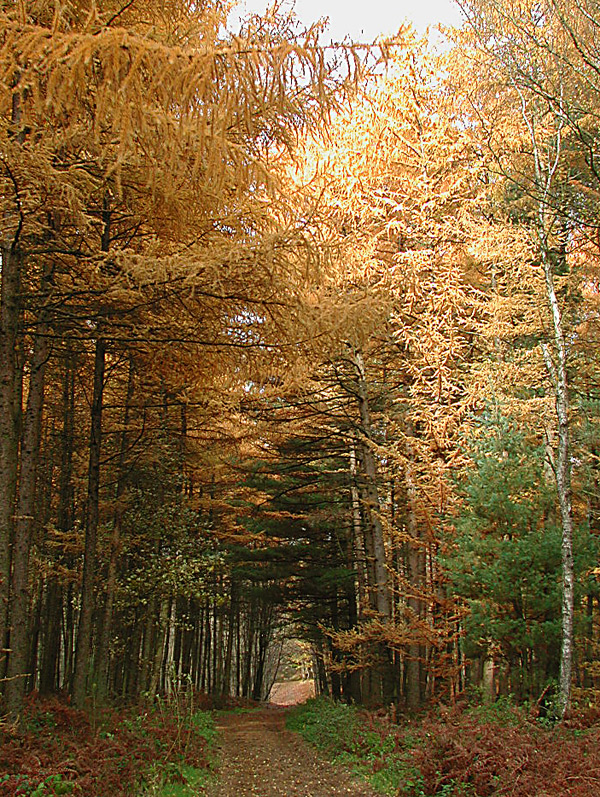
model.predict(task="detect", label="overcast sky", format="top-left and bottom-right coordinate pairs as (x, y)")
top-left (230, 0), bottom-right (464, 43)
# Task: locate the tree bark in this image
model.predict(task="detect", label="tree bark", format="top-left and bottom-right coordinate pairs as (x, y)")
top-left (72, 337), bottom-right (106, 708)
top-left (5, 316), bottom-right (49, 716)
top-left (351, 348), bottom-right (393, 703)
top-left (96, 355), bottom-right (135, 698)
top-left (541, 252), bottom-right (574, 718)
top-left (0, 242), bottom-right (21, 688)
top-left (0, 86), bottom-right (26, 687)
top-left (404, 449), bottom-right (424, 710)
top-left (40, 350), bottom-right (75, 695)
top-left (222, 579), bottom-right (238, 696)
top-left (352, 350), bottom-right (390, 619)
top-left (149, 597), bottom-right (170, 698)
top-left (349, 440), bottom-right (370, 617)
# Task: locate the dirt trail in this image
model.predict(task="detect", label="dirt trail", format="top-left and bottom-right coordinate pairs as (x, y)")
top-left (207, 705), bottom-right (379, 796)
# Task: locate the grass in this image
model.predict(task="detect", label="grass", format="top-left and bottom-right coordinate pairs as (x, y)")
top-left (136, 703), bottom-right (218, 796)
top-left (286, 697), bottom-right (423, 795)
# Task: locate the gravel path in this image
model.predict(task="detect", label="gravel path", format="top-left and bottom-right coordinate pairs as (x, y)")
top-left (207, 706), bottom-right (379, 796)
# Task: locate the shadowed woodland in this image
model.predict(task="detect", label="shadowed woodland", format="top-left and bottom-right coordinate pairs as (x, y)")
top-left (4, 0), bottom-right (600, 762)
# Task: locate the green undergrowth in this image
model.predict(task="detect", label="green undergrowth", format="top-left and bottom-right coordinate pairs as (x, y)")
top-left (138, 705), bottom-right (218, 796)
top-left (286, 697), bottom-right (426, 796)
top-left (286, 695), bottom-right (600, 796)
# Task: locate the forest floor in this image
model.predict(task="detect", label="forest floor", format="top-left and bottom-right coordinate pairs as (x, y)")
top-left (208, 702), bottom-right (378, 796)
top-left (5, 688), bottom-right (600, 796)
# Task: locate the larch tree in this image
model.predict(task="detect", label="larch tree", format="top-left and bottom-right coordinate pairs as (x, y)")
top-left (269, 36), bottom-right (487, 705)
top-left (456, 0), bottom-right (600, 716)
top-left (0, 0), bottom-right (366, 715)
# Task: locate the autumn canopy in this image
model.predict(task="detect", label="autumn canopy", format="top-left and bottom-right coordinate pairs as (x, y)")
top-left (1, 0), bottom-right (600, 726)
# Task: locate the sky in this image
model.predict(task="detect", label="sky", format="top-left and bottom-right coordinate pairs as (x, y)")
top-left (230, 0), bottom-right (464, 43)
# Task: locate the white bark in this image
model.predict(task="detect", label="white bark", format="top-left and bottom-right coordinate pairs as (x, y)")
top-left (541, 257), bottom-right (574, 718)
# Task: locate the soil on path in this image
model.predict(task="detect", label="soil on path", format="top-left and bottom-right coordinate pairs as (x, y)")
top-left (208, 705), bottom-right (379, 797)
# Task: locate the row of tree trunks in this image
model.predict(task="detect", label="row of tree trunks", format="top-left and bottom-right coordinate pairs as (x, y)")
top-left (10, 558), bottom-right (283, 705)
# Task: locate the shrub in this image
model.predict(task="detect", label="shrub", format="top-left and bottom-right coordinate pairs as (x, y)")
top-left (287, 697), bottom-right (600, 796)
top-left (0, 694), bottom-right (215, 797)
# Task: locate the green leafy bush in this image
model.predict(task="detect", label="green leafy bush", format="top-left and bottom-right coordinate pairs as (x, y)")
top-left (286, 696), bottom-right (360, 756)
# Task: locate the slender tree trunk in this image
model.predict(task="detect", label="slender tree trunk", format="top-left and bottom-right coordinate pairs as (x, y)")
top-left (96, 356), bottom-right (135, 697)
top-left (541, 251), bottom-right (574, 718)
top-left (242, 598), bottom-right (256, 699)
top-left (140, 596), bottom-right (156, 695)
top-left (164, 599), bottom-right (177, 693)
top-left (353, 350), bottom-right (390, 620)
top-left (72, 337), bottom-right (106, 707)
top-left (63, 582), bottom-right (75, 691)
top-left (351, 348), bottom-right (393, 703)
top-left (40, 351), bottom-right (75, 694)
top-left (27, 578), bottom-right (44, 693)
top-left (404, 441), bottom-right (425, 709)
top-left (0, 241), bottom-right (21, 688)
top-left (149, 597), bottom-right (170, 698)
top-left (0, 86), bottom-right (27, 689)
top-left (5, 317), bottom-right (49, 716)
top-left (39, 580), bottom-right (62, 695)
top-left (222, 579), bottom-right (237, 696)
top-left (72, 195), bottom-right (111, 708)
top-left (349, 441), bottom-right (369, 618)
top-left (201, 599), bottom-right (211, 692)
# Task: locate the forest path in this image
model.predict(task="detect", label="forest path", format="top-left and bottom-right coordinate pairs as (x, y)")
top-left (207, 705), bottom-right (379, 796)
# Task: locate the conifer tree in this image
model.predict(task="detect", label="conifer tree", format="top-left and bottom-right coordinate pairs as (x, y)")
top-left (0, 0), bottom-right (363, 714)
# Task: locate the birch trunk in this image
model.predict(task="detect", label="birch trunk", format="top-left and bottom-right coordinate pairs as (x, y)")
top-left (541, 253), bottom-right (574, 718)
top-left (515, 77), bottom-right (574, 718)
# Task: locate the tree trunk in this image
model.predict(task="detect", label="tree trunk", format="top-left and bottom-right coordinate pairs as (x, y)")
top-left (39, 579), bottom-right (62, 695)
top-left (222, 579), bottom-right (238, 696)
top-left (349, 441), bottom-right (369, 618)
top-left (541, 251), bottom-right (574, 718)
top-left (404, 442), bottom-right (425, 709)
top-left (72, 337), bottom-right (106, 708)
top-left (353, 350), bottom-right (390, 620)
top-left (149, 597), bottom-right (170, 698)
top-left (5, 317), bottom-right (49, 716)
top-left (96, 355), bottom-right (135, 698)
top-left (242, 598), bottom-right (256, 699)
top-left (0, 86), bottom-right (27, 688)
top-left (40, 351), bottom-right (75, 694)
top-left (0, 241), bottom-right (21, 687)
top-left (351, 348), bottom-right (393, 703)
